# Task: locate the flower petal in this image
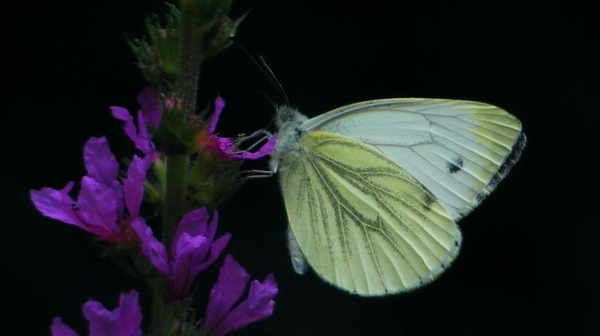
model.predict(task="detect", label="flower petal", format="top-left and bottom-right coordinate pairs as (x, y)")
top-left (172, 209), bottom-right (231, 276)
top-left (30, 182), bottom-right (83, 226)
top-left (84, 137), bottom-right (119, 186)
top-left (234, 133), bottom-right (277, 160)
top-left (111, 107), bottom-right (153, 155)
top-left (114, 291), bottom-right (143, 336)
top-left (135, 111), bottom-right (153, 156)
top-left (208, 96), bottom-right (225, 134)
top-left (83, 137), bottom-right (123, 215)
top-left (218, 133), bottom-right (277, 160)
top-left (137, 85), bottom-right (161, 128)
top-left (252, 133), bottom-right (278, 157)
top-left (123, 156), bottom-right (147, 219)
top-left (211, 273), bottom-right (278, 336)
top-left (167, 209), bottom-right (231, 301)
top-left (132, 218), bottom-right (169, 276)
top-left (83, 290), bottom-right (142, 336)
top-left (31, 177), bottom-right (122, 241)
top-left (111, 106), bottom-right (137, 141)
top-left (204, 255), bottom-right (250, 329)
top-left (50, 317), bottom-right (79, 336)
top-left (172, 208), bottom-right (212, 250)
top-left (169, 232), bottom-right (209, 301)
top-left (193, 232), bottom-right (231, 275)
top-left (76, 176), bottom-right (122, 241)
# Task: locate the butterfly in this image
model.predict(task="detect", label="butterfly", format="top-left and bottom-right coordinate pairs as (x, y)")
top-left (268, 98), bottom-right (526, 296)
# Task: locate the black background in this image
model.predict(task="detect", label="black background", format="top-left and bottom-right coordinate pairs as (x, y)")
top-left (3, 1), bottom-right (597, 335)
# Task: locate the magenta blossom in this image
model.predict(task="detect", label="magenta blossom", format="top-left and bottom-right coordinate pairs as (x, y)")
top-left (204, 255), bottom-right (278, 336)
top-left (51, 290), bottom-right (142, 336)
top-left (31, 86), bottom-right (157, 243)
top-left (204, 96), bottom-right (277, 160)
top-left (133, 208), bottom-right (231, 302)
top-left (136, 85), bottom-right (161, 128)
top-left (30, 137), bottom-right (149, 244)
top-left (111, 86), bottom-right (159, 156)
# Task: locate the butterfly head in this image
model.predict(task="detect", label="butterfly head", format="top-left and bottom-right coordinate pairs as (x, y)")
top-left (269, 105), bottom-right (309, 173)
top-left (275, 105), bottom-right (307, 128)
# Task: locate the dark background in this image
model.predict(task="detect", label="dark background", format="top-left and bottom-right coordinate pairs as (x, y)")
top-left (3, 1), bottom-right (597, 335)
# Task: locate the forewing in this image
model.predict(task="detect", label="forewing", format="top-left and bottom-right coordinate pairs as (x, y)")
top-left (280, 131), bottom-right (461, 296)
top-left (303, 98), bottom-right (526, 220)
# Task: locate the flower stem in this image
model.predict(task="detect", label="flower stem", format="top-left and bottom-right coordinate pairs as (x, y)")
top-left (163, 154), bottom-right (188, 252)
top-left (174, 5), bottom-right (204, 117)
top-left (149, 276), bottom-right (167, 334)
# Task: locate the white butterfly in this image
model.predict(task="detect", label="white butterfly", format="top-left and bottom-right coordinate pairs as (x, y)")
top-left (269, 98), bottom-right (526, 296)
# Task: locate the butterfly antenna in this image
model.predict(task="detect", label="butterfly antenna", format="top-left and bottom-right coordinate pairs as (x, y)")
top-left (230, 37), bottom-right (290, 106)
top-left (258, 55), bottom-right (290, 106)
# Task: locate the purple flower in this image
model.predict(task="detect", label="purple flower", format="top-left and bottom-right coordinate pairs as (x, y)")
top-left (136, 85), bottom-right (161, 128)
top-left (31, 86), bottom-right (157, 244)
top-left (203, 96), bottom-right (277, 160)
top-left (111, 86), bottom-right (159, 156)
top-left (30, 138), bottom-right (148, 244)
top-left (133, 208), bottom-right (231, 302)
top-left (51, 290), bottom-right (142, 336)
top-left (204, 255), bottom-right (278, 336)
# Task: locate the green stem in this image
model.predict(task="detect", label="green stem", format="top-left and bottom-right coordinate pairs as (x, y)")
top-left (149, 276), bottom-right (167, 335)
top-left (163, 154), bottom-right (188, 252)
top-left (174, 7), bottom-right (204, 116)
top-left (149, 154), bottom-right (187, 333)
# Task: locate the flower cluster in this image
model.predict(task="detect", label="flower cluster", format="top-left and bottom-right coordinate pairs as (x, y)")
top-left (30, 1), bottom-right (280, 333)
top-left (50, 255), bottom-right (278, 336)
top-left (134, 208), bottom-right (231, 302)
top-left (51, 291), bottom-right (143, 336)
top-left (31, 86), bottom-right (278, 335)
top-left (204, 255), bottom-right (278, 336)
top-left (30, 137), bottom-right (149, 244)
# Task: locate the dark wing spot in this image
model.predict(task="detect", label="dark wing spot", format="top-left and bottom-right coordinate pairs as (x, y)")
top-left (446, 157), bottom-right (464, 174)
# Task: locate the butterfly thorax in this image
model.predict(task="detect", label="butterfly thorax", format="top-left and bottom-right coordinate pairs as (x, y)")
top-left (269, 106), bottom-right (309, 172)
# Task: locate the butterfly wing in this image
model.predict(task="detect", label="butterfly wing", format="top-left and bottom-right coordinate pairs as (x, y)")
top-left (302, 98), bottom-right (526, 221)
top-left (279, 130), bottom-right (461, 296)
